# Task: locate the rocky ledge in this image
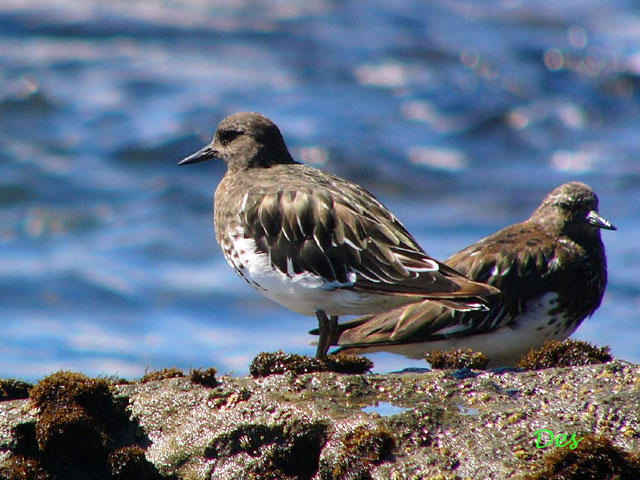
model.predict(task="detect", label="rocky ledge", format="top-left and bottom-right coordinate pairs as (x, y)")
top-left (1, 357), bottom-right (639, 479)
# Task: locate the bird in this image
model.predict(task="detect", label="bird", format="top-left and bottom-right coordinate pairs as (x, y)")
top-left (324, 182), bottom-right (616, 367)
top-left (178, 112), bottom-right (499, 359)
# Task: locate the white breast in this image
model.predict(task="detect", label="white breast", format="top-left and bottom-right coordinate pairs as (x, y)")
top-left (222, 232), bottom-right (408, 317)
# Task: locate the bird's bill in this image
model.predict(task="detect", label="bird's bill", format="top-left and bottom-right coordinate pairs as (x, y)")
top-left (586, 210), bottom-right (617, 230)
top-left (178, 144), bottom-right (219, 165)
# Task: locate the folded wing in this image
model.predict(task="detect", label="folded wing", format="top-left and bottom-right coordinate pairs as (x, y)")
top-left (333, 222), bottom-right (558, 347)
top-left (242, 167), bottom-right (498, 310)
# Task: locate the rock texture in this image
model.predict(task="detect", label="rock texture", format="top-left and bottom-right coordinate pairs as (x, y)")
top-left (1, 360), bottom-right (640, 479)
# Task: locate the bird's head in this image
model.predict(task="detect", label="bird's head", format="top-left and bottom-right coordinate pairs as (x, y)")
top-left (532, 181), bottom-right (616, 240)
top-left (178, 112), bottom-right (295, 171)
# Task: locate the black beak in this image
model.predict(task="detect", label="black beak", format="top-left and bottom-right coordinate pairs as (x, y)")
top-left (178, 144), bottom-right (219, 166)
top-left (586, 210), bottom-right (617, 230)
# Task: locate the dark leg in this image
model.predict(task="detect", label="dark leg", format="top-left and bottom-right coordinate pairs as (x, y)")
top-left (328, 315), bottom-right (339, 346)
top-left (315, 311), bottom-right (340, 360)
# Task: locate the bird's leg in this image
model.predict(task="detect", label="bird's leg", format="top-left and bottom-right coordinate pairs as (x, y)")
top-left (315, 311), bottom-right (340, 360)
top-left (328, 315), bottom-right (340, 346)
top-left (315, 310), bottom-right (329, 360)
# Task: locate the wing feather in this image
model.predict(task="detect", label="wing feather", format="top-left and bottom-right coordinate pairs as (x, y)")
top-left (238, 164), bottom-right (497, 305)
top-left (335, 221), bottom-right (559, 347)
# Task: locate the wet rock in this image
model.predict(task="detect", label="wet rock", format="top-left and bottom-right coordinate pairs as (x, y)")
top-left (1, 371), bottom-right (165, 480)
top-left (1, 360), bottom-right (639, 479)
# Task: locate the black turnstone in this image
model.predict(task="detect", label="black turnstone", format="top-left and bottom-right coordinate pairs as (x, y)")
top-left (178, 112), bottom-right (498, 359)
top-left (329, 182), bottom-right (616, 366)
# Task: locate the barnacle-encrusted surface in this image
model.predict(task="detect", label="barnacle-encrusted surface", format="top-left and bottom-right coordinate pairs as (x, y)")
top-left (1, 360), bottom-right (639, 479)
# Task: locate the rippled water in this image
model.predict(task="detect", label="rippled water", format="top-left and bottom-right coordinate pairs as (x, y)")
top-left (1, 0), bottom-right (638, 380)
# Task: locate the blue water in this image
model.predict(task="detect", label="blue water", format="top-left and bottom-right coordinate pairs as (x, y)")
top-left (1, 0), bottom-right (638, 380)
top-left (362, 402), bottom-right (411, 417)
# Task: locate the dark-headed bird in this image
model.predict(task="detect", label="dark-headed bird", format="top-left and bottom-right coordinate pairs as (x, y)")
top-left (325, 182), bottom-right (615, 366)
top-left (179, 112), bottom-right (498, 359)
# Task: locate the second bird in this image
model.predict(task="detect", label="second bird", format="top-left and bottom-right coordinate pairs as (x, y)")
top-left (327, 182), bottom-right (616, 366)
top-left (178, 112), bottom-right (498, 359)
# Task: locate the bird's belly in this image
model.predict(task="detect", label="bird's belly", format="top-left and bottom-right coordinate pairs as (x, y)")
top-left (222, 235), bottom-right (408, 317)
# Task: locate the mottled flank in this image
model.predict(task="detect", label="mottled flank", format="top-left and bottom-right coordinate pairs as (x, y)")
top-left (517, 339), bottom-right (613, 370)
top-left (0, 379), bottom-right (33, 401)
top-left (139, 368), bottom-right (185, 384)
top-left (425, 348), bottom-right (489, 370)
top-left (189, 368), bottom-right (219, 388)
top-left (332, 425), bottom-right (396, 480)
top-left (522, 434), bottom-right (640, 480)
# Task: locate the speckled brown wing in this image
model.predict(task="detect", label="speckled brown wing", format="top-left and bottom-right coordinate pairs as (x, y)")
top-left (335, 221), bottom-right (559, 347)
top-left (236, 163), bottom-right (497, 306)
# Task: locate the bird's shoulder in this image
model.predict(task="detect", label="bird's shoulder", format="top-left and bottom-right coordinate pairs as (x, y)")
top-left (446, 220), bottom-right (560, 288)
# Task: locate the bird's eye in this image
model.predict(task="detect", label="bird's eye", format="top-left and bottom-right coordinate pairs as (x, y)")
top-left (218, 130), bottom-right (241, 144)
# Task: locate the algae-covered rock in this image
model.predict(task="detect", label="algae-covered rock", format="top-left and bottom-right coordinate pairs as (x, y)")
top-left (0, 379), bottom-right (33, 402)
top-left (517, 339), bottom-right (612, 370)
top-left (140, 368), bottom-right (185, 384)
top-left (1, 360), bottom-right (639, 479)
top-left (1, 371), bottom-right (166, 480)
top-left (522, 434), bottom-right (640, 480)
top-left (189, 368), bottom-right (218, 388)
top-left (425, 348), bottom-right (489, 370)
